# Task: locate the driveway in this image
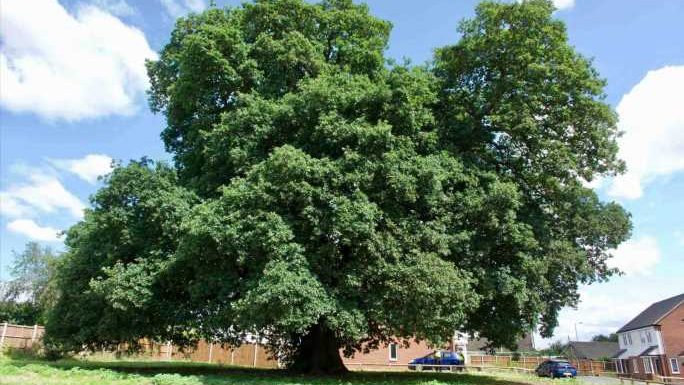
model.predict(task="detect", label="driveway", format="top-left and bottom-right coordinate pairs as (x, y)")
top-left (579, 376), bottom-right (647, 385)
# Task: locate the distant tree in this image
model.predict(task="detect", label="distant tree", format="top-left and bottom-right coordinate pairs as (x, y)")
top-left (592, 333), bottom-right (618, 342)
top-left (0, 301), bottom-right (42, 325)
top-left (541, 340), bottom-right (568, 356)
top-left (45, 0), bottom-right (631, 373)
top-left (0, 242), bottom-right (60, 324)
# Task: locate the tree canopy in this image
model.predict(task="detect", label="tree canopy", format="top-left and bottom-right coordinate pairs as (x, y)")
top-left (592, 333), bottom-right (618, 342)
top-left (45, 0), bottom-right (631, 373)
top-left (1, 242), bottom-right (60, 325)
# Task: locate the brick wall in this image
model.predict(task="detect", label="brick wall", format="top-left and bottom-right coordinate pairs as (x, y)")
top-left (660, 302), bottom-right (684, 377)
top-left (341, 339), bottom-right (436, 368)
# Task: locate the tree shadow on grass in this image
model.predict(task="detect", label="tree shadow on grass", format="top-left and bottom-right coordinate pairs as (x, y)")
top-left (3, 352), bottom-right (547, 385)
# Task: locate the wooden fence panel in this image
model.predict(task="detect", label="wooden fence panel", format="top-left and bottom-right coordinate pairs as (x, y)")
top-left (467, 354), bottom-right (616, 376)
top-left (0, 323), bottom-right (44, 349)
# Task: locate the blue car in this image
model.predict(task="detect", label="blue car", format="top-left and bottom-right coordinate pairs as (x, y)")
top-left (409, 350), bottom-right (464, 371)
top-left (535, 359), bottom-right (578, 378)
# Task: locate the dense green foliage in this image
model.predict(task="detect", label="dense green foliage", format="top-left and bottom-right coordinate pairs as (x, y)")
top-left (0, 242), bottom-right (59, 324)
top-left (46, 0), bottom-right (631, 372)
top-left (538, 340), bottom-right (567, 357)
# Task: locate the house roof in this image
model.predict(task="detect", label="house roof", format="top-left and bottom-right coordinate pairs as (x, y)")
top-left (564, 341), bottom-right (618, 360)
top-left (612, 349), bottom-right (627, 359)
top-left (617, 293), bottom-right (684, 333)
top-left (466, 334), bottom-right (535, 353)
top-left (639, 346), bottom-right (659, 356)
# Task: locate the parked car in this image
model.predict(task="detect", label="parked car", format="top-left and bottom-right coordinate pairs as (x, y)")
top-left (409, 350), bottom-right (464, 371)
top-left (535, 359), bottom-right (578, 378)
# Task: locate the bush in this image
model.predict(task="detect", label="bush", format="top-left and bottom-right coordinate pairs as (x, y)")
top-left (151, 373), bottom-right (203, 385)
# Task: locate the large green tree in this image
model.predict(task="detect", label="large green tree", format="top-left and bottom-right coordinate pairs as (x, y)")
top-left (46, 0), bottom-right (631, 373)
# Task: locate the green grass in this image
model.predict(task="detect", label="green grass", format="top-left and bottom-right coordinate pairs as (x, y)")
top-left (0, 353), bottom-right (582, 385)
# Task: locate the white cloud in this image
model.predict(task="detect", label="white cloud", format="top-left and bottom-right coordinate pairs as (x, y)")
top-left (552, 0), bottom-right (574, 10)
top-left (0, 192), bottom-right (33, 218)
top-left (516, 0), bottom-right (575, 11)
top-left (535, 283), bottom-right (671, 347)
top-left (608, 66), bottom-right (684, 200)
top-left (51, 154), bottom-right (113, 184)
top-left (0, 0), bottom-right (157, 121)
top-left (159, 0), bottom-right (205, 17)
top-left (91, 0), bottom-right (136, 17)
top-left (607, 236), bottom-right (661, 276)
top-left (0, 170), bottom-right (85, 220)
top-left (538, 273), bottom-right (684, 348)
top-left (7, 219), bottom-right (62, 242)
top-left (580, 177), bottom-right (604, 190)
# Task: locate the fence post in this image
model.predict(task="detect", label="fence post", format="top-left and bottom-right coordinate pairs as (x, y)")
top-left (208, 342), bottom-right (214, 363)
top-left (231, 349), bottom-right (235, 365)
top-left (0, 322), bottom-right (8, 348)
top-left (166, 341), bottom-right (172, 360)
top-left (253, 342), bottom-right (258, 367)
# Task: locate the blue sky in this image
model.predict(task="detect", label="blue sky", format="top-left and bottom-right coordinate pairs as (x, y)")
top-left (1, 0), bottom-right (683, 347)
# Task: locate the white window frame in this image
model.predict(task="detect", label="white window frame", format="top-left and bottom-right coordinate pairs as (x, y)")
top-left (640, 331), bottom-right (646, 344)
top-left (389, 343), bottom-right (398, 362)
top-left (628, 333), bottom-right (633, 345)
top-left (622, 334), bottom-right (628, 346)
top-left (643, 358), bottom-right (653, 374)
top-left (646, 331), bottom-right (653, 344)
top-left (633, 359), bottom-right (639, 373)
top-left (671, 358), bottom-right (681, 374)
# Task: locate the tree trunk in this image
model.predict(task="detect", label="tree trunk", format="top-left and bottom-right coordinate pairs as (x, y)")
top-left (289, 322), bottom-right (348, 374)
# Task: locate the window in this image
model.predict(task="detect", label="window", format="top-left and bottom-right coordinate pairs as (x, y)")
top-left (633, 359), bottom-right (639, 373)
top-left (628, 333), bottom-right (633, 345)
top-left (643, 358), bottom-right (653, 374)
top-left (389, 343), bottom-right (398, 361)
top-left (640, 331), bottom-right (646, 344)
top-left (646, 331), bottom-right (653, 344)
top-left (671, 358), bottom-right (681, 374)
top-left (622, 334), bottom-right (628, 346)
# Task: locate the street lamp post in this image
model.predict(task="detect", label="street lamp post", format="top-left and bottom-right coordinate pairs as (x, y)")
top-left (574, 322), bottom-right (583, 341)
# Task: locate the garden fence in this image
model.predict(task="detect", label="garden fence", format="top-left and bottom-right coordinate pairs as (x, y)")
top-left (0, 322), bottom-right (618, 375)
top-left (0, 322), bottom-right (44, 349)
top-left (467, 354), bottom-right (616, 376)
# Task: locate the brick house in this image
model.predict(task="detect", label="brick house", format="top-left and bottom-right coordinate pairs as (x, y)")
top-left (340, 332), bottom-right (535, 368)
top-left (341, 338), bottom-right (437, 368)
top-left (612, 293), bottom-right (684, 380)
top-left (341, 332), bottom-right (478, 368)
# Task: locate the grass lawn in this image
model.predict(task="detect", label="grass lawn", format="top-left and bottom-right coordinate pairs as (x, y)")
top-left (0, 354), bottom-right (582, 385)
